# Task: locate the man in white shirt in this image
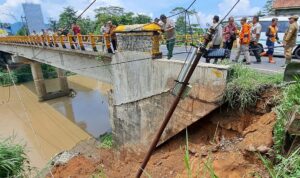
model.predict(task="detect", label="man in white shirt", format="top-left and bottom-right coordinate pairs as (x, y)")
top-left (160, 14), bottom-right (176, 59)
top-left (206, 15), bottom-right (223, 64)
top-left (250, 16), bottom-right (262, 63)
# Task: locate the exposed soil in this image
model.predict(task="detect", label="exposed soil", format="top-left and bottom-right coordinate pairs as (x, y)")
top-left (46, 89), bottom-right (278, 178)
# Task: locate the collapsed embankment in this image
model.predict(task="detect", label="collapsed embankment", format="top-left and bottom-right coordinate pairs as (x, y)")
top-left (45, 87), bottom-right (278, 177)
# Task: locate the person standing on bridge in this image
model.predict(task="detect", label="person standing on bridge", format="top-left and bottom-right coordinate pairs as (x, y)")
top-left (160, 14), bottom-right (176, 60)
top-left (107, 21), bottom-right (117, 52)
top-left (223, 16), bottom-right (237, 58)
top-left (283, 15), bottom-right (299, 67)
top-left (260, 18), bottom-right (279, 64)
top-left (72, 22), bottom-right (81, 35)
top-left (233, 17), bottom-right (251, 65)
top-left (249, 16), bottom-right (262, 63)
top-left (206, 15), bottom-right (223, 64)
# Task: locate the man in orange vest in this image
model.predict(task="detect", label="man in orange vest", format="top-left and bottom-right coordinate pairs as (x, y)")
top-left (261, 18), bottom-right (279, 64)
top-left (233, 17), bottom-right (251, 65)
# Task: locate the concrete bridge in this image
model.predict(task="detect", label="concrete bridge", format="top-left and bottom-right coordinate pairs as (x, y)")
top-left (0, 24), bottom-right (229, 151)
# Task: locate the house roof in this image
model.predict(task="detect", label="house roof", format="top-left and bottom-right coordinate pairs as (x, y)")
top-left (273, 0), bottom-right (300, 9)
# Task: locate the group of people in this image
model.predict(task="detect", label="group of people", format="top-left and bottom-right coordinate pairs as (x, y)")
top-left (209, 15), bottom-right (299, 67)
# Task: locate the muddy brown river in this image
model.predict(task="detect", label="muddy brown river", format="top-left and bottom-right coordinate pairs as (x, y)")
top-left (0, 75), bottom-right (112, 169)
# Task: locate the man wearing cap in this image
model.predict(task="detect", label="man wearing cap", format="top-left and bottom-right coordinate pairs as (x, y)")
top-left (206, 15), bottom-right (223, 64)
top-left (283, 15), bottom-right (299, 67)
top-left (160, 14), bottom-right (176, 59)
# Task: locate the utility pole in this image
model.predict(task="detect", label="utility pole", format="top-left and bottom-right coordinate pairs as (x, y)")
top-left (21, 16), bottom-right (29, 36)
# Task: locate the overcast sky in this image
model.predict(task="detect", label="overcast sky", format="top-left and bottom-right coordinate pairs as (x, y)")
top-left (0, 0), bottom-right (266, 25)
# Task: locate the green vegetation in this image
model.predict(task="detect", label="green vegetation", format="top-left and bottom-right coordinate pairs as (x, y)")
top-left (224, 64), bottom-right (282, 110)
top-left (259, 147), bottom-right (300, 178)
top-left (16, 26), bottom-right (28, 36)
top-left (274, 81), bottom-right (300, 152)
top-left (98, 133), bottom-right (113, 149)
top-left (91, 168), bottom-right (107, 178)
top-left (0, 138), bottom-right (28, 177)
top-left (0, 64), bottom-right (61, 86)
top-left (203, 155), bottom-right (218, 178)
top-left (0, 69), bottom-right (17, 86)
top-left (57, 6), bottom-right (152, 35)
top-left (183, 129), bottom-right (192, 178)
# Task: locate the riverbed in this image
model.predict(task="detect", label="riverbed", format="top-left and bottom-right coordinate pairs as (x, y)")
top-left (0, 75), bottom-right (112, 169)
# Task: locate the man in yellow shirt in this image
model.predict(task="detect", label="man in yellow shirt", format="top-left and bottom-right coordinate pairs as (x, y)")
top-left (283, 15), bottom-right (299, 67)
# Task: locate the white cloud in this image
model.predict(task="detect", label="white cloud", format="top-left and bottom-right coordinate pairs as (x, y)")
top-left (218, 0), bottom-right (260, 16)
top-left (192, 0), bottom-right (260, 28)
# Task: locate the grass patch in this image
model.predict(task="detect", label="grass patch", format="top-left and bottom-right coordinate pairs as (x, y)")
top-left (224, 63), bottom-right (282, 110)
top-left (98, 133), bottom-right (113, 149)
top-left (183, 129), bottom-right (192, 178)
top-left (0, 137), bottom-right (28, 177)
top-left (259, 147), bottom-right (300, 178)
top-left (274, 81), bottom-right (300, 152)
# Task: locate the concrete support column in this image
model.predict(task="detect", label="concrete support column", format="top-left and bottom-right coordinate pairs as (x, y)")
top-left (56, 68), bottom-right (69, 93)
top-left (30, 62), bottom-right (47, 101)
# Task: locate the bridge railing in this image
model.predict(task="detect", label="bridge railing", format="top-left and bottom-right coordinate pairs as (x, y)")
top-left (0, 34), bottom-right (206, 53)
top-left (0, 34), bottom-right (107, 52)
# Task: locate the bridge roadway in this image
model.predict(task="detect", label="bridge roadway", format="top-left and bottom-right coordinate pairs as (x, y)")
top-left (0, 35), bottom-right (229, 151)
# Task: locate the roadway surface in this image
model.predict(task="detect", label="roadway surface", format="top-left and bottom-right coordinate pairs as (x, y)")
top-left (161, 46), bottom-right (299, 74)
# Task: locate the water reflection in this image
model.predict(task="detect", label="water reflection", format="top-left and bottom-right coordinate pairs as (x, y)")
top-left (24, 75), bottom-right (112, 138)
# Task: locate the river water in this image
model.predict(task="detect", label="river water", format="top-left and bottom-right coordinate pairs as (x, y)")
top-left (0, 75), bottom-right (112, 169)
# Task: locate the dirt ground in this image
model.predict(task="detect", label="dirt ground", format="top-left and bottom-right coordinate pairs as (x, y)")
top-left (47, 90), bottom-right (278, 178)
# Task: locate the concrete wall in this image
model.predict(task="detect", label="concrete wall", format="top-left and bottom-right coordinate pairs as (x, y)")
top-left (110, 51), bottom-right (229, 151)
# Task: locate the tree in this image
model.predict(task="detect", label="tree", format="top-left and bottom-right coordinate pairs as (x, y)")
top-left (133, 14), bottom-right (152, 24)
top-left (16, 26), bottom-right (27, 36)
top-left (262, 0), bottom-right (274, 15)
top-left (170, 7), bottom-right (196, 34)
top-left (77, 17), bottom-right (96, 35)
top-left (58, 7), bottom-right (77, 29)
top-left (94, 6), bottom-right (151, 34)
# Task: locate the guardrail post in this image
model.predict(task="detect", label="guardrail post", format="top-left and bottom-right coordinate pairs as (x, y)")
top-left (77, 34), bottom-right (85, 50)
top-left (89, 34), bottom-right (97, 51)
top-left (46, 35), bottom-right (53, 47)
top-left (68, 35), bottom-right (75, 49)
top-left (37, 35), bottom-right (43, 46)
top-left (41, 35), bottom-right (47, 46)
top-left (60, 35), bottom-right (66, 48)
top-left (53, 35), bottom-right (59, 47)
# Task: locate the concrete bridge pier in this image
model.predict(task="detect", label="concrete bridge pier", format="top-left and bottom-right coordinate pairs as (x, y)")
top-left (56, 68), bottom-right (69, 93)
top-left (30, 61), bottom-right (47, 101)
top-left (30, 61), bottom-right (71, 101)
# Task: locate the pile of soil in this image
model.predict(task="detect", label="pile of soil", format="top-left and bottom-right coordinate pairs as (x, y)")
top-left (47, 90), bottom-right (278, 178)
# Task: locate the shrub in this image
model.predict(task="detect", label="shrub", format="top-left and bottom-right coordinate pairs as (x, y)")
top-left (274, 81), bottom-right (300, 152)
top-left (224, 64), bottom-right (282, 110)
top-left (0, 138), bottom-right (28, 177)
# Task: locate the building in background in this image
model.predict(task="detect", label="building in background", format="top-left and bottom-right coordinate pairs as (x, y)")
top-left (273, 0), bottom-right (300, 16)
top-left (22, 3), bottom-right (45, 34)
